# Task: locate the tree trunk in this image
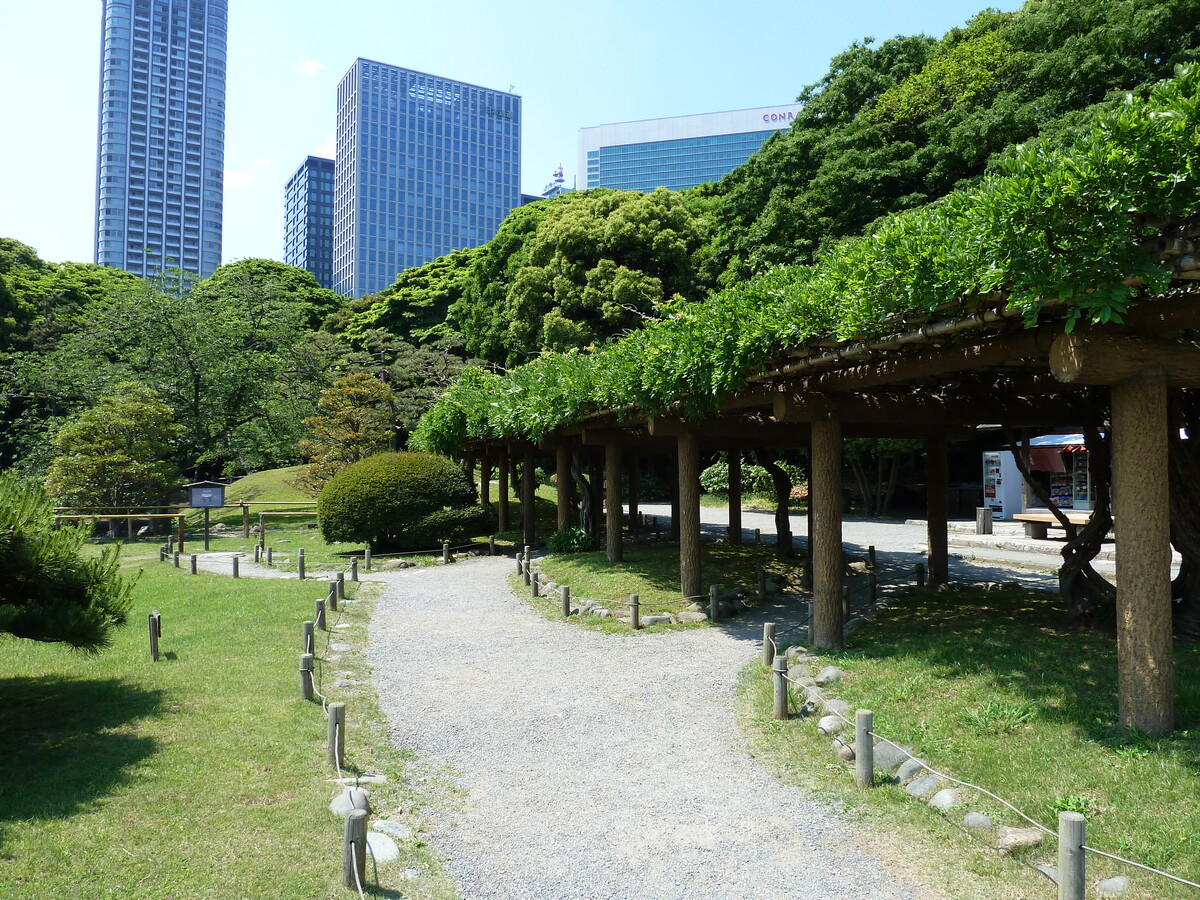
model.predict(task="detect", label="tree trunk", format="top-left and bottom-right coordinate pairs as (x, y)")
top-left (570, 447), bottom-right (594, 541)
top-left (1005, 424), bottom-right (1115, 624)
top-left (755, 450), bottom-right (793, 558)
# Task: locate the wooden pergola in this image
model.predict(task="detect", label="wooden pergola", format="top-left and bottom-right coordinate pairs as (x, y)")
top-left (464, 252), bottom-right (1200, 736)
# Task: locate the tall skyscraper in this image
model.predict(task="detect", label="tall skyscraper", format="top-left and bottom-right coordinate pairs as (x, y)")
top-left (334, 59), bottom-right (520, 299)
top-left (578, 104), bottom-right (804, 193)
top-left (94, 0), bottom-right (227, 279)
top-left (283, 156), bottom-right (335, 289)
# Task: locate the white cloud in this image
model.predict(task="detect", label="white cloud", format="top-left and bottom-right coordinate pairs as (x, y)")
top-left (297, 58), bottom-right (323, 77)
top-left (313, 133), bottom-right (336, 159)
top-left (224, 158), bottom-right (272, 190)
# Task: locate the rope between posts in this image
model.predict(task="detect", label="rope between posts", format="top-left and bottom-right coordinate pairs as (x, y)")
top-left (1080, 846), bottom-right (1200, 890)
top-left (350, 841), bottom-right (366, 899)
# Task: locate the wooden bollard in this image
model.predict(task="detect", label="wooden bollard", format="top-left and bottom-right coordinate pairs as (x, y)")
top-left (709, 584), bottom-right (720, 622)
top-left (315, 597), bottom-right (326, 631)
top-left (1058, 811), bottom-right (1086, 900)
top-left (232, 555), bottom-right (239, 579)
top-left (531, 572), bottom-right (540, 598)
top-left (915, 562), bottom-right (925, 588)
top-left (342, 808), bottom-right (368, 891)
top-left (253, 544), bottom-right (261, 563)
top-left (561, 585), bottom-right (570, 617)
top-left (173, 551), bottom-right (180, 568)
top-left (976, 506), bottom-right (994, 535)
top-left (167, 535), bottom-right (175, 553)
top-left (148, 610), bottom-right (161, 661)
top-left (523, 554), bottom-right (531, 586)
top-left (855, 709), bottom-right (874, 789)
top-left (630, 593), bottom-right (640, 630)
top-left (302, 620), bottom-right (315, 655)
top-left (159, 547), bottom-right (166, 562)
top-left (189, 554), bottom-right (197, 575)
top-left (442, 541), bottom-right (450, 564)
top-left (350, 558), bottom-right (358, 582)
top-left (868, 545), bottom-right (876, 570)
top-left (327, 701), bottom-right (345, 769)
top-left (772, 655), bottom-right (788, 719)
top-left (758, 567), bottom-right (767, 602)
top-left (754, 528), bottom-right (761, 545)
top-left (488, 534), bottom-right (496, 556)
top-left (762, 622), bottom-right (776, 666)
top-left (336, 571), bottom-right (345, 600)
top-left (300, 653), bottom-right (314, 700)
top-left (517, 556), bottom-right (524, 576)
top-left (298, 548), bottom-right (305, 580)
top-left (266, 546), bottom-right (273, 565)
top-left (327, 580), bottom-right (338, 612)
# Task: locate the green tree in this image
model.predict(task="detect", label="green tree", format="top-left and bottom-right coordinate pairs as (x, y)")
top-left (44, 382), bottom-right (183, 512)
top-left (0, 472), bottom-right (134, 651)
top-left (193, 258), bottom-right (346, 329)
top-left (297, 372), bottom-right (396, 493)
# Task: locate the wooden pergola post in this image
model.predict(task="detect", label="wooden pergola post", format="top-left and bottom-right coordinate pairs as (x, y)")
top-left (605, 441), bottom-right (623, 562)
top-left (497, 449), bottom-right (510, 533)
top-left (555, 443), bottom-right (572, 532)
top-left (1112, 369), bottom-right (1175, 735)
top-left (479, 452), bottom-right (492, 509)
top-left (812, 417), bottom-right (844, 650)
top-left (669, 450), bottom-right (681, 542)
top-left (678, 432), bottom-right (702, 601)
top-left (926, 436), bottom-right (949, 585)
top-left (522, 450), bottom-right (537, 548)
top-left (727, 449), bottom-right (743, 544)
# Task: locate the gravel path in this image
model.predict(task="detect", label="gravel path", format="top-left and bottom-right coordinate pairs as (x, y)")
top-left (369, 557), bottom-right (934, 900)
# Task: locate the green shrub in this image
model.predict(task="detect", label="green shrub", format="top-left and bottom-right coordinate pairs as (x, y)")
top-left (546, 527), bottom-right (594, 553)
top-left (317, 452), bottom-right (493, 550)
top-left (699, 457), bottom-right (806, 495)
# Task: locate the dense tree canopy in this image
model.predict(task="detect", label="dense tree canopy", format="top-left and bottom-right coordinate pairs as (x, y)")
top-left (709, 0), bottom-right (1200, 284)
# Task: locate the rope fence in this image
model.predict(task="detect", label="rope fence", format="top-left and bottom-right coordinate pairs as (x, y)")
top-left (764, 629), bottom-right (1200, 896)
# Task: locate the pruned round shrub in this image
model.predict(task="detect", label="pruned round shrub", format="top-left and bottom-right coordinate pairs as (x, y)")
top-left (546, 527), bottom-right (593, 554)
top-left (317, 452), bottom-right (493, 550)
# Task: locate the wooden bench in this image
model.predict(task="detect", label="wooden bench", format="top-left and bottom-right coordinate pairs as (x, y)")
top-left (1012, 509), bottom-right (1094, 540)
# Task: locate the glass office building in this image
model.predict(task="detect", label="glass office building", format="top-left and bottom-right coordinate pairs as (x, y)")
top-left (94, 0), bottom-right (227, 278)
top-left (284, 156), bottom-right (335, 289)
top-left (578, 104), bottom-right (803, 193)
top-left (333, 59), bottom-right (521, 298)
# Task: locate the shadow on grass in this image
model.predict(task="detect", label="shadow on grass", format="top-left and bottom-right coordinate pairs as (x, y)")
top-left (838, 588), bottom-right (1200, 760)
top-left (0, 675), bottom-right (163, 829)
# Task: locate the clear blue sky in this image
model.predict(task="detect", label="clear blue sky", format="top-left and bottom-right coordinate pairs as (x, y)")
top-left (0, 0), bottom-right (1023, 267)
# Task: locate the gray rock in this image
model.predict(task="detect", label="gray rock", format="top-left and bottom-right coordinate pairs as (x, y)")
top-left (822, 698), bottom-right (850, 718)
top-left (137, 525), bottom-right (151, 536)
top-left (366, 831), bottom-right (400, 863)
top-left (685, 602), bottom-right (705, 612)
top-left (373, 819), bottom-right (413, 840)
top-left (815, 666), bottom-right (845, 686)
top-left (847, 561), bottom-right (870, 575)
top-left (592, 609), bottom-right (612, 618)
top-left (212, 522), bottom-right (228, 532)
top-left (1034, 864), bottom-right (1059, 884)
top-left (905, 774), bottom-right (943, 799)
top-left (928, 788), bottom-right (962, 810)
top-left (1097, 876), bottom-right (1131, 896)
top-left (330, 787), bottom-right (371, 817)
top-left (996, 826), bottom-right (1044, 852)
top-left (895, 757), bottom-right (929, 783)
top-left (785, 645), bottom-right (809, 662)
top-left (843, 616), bottom-right (868, 635)
top-left (403, 868), bottom-right (423, 881)
top-left (797, 699), bottom-right (819, 718)
top-left (816, 715), bottom-right (845, 735)
top-left (870, 742), bottom-right (911, 775)
top-left (330, 642), bottom-right (352, 652)
top-left (676, 611), bottom-right (709, 623)
top-left (962, 812), bottom-right (993, 831)
top-left (836, 741), bottom-right (856, 763)
top-left (641, 615), bottom-right (672, 626)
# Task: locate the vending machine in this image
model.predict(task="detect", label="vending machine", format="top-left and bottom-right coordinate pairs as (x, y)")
top-left (982, 451), bottom-right (1024, 519)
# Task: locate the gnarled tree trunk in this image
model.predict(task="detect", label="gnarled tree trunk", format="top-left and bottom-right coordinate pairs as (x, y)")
top-left (755, 449), bottom-right (793, 558)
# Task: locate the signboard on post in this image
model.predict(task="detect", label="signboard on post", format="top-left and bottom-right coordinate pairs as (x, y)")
top-left (185, 481), bottom-right (227, 550)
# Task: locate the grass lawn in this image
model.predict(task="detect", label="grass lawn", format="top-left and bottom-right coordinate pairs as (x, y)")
top-left (0, 555), bottom-right (456, 900)
top-left (739, 586), bottom-right (1200, 900)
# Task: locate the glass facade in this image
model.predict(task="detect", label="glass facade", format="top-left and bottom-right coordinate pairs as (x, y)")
top-left (585, 130), bottom-right (779, 192)
top-left (284, 156), bottom-right (335, 289)
top-left (94, 0), bottom-right (227, 279)
top-left (333, 59), bottom-right (521, 299)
